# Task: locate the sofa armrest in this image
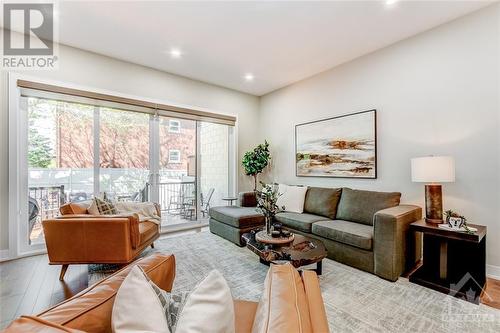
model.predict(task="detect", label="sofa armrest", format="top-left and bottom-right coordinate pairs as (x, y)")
top-left (42, 215), bottom-right (140, 264)
top-left (373, 205), bottom-right (422, 281)
top-left (4, 316), bottom-right (86, 332)
top-left (239, 191), bottom-right (257, 207)
top-left (36, 254), bottom-right (176, 333)
top-left (302, 270), bottom-right (330, 333)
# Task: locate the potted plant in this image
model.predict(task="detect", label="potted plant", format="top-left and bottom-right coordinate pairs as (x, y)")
top-left (242, 141), bottom-right (270, 191)
top-left (255, 182), bottom-right (284, 235)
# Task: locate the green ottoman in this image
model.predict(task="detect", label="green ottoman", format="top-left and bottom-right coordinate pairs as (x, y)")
top-left (209, 206), bottom-right (264, 246)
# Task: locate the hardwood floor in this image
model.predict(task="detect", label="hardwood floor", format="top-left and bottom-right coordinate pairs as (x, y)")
top-left (0, 254), bottom-right (88, 329)
top-left (1, 252), bottom-right (500, 329)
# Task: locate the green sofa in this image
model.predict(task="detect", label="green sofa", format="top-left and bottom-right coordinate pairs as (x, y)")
top-left (209, 187), bottom-right (422, 281)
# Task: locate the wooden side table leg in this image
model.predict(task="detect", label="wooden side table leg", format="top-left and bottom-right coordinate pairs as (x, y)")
top-left (440, 240), bottom-right (448, 280)
top-left (316, 260), bottom-right (323, 276)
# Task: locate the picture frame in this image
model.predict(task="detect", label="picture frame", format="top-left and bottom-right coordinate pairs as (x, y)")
top-left (295, 109), bottom-right (377, 178)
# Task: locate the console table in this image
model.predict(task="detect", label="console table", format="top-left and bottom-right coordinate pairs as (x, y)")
top-left (408, 219), bottom-right (486, 304)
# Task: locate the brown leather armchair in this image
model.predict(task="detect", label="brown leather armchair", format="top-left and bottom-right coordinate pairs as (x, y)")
top-left (4, 253), bottom-right (329, 333)
top-left (42, 202), bottom-right (160, 281)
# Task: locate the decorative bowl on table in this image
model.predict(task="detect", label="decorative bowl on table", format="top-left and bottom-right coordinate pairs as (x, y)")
top-left (255, 230), bottom-right (294, 245)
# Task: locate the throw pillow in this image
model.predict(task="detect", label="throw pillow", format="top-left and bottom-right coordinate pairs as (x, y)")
top-left (87, 199), bottom-right (100, 215)
top-left (176, 270), bottom-right (235, 333)
top-left (303, 187), bottom-right (342, 219)
top-left (112, 265), bottom-right (171, 333)
top-left (276, 184), bottom-right (308, 213)
top-left (93, 197), bottom-right (118, 215)
top-left (336, 188), bottom-right (401, 225)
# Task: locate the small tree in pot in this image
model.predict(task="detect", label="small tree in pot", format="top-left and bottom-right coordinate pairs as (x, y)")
top-left (242, 141), bottom-right (270, 191)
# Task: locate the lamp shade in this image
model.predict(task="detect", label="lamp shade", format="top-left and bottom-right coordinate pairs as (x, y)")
top-left (411, 156), bottom-right (455, 183)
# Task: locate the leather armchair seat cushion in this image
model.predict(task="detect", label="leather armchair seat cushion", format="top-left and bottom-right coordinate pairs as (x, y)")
top-left (275, 212), bottom-right (330, 233)
top-left (312, 220), bottom-right (373, 250)
top-left (336, 188), bottom-right (401, 225)
top-left (209, 206), bottom-right (264, 228)
top-left (303, 187), bottom-right (342, 219)
top-left (139, 221), bottom-right (158, 245)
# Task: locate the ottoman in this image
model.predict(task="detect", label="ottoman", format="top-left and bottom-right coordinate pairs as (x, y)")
top-left (209, 206), bottom-right (264, 246)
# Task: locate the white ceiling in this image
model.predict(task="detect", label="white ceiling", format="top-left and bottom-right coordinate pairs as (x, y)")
top-left (34, 1), bottom-right (498, 95)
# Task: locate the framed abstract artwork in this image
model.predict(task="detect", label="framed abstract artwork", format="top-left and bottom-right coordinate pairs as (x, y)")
top-left (295, 109), bottom-right (377, 178)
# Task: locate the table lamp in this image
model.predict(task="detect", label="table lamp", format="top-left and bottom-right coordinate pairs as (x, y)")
top-left (411, 156), bottom-right (455, 224)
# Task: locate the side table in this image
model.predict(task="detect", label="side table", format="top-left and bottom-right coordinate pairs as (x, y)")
top-left (408, 219), bottom-right (486, 304)
top-left (222, 197), bottom-right (238, 206)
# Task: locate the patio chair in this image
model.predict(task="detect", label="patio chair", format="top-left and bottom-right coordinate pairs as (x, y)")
top-left (201, 188), bottom-right (215, 218)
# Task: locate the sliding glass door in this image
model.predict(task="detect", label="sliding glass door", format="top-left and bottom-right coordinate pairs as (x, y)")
top-left (17, 93), bottom-right (234, 253)
top-left (99, 107), bottom-right (150, 202)
top-left (157, 116), bottom-right (197, 225)
top-left (26, 97), bottom-right (95, 247)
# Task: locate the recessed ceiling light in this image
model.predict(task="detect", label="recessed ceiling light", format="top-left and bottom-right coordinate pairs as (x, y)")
top-left (244, 73), bottom-right (254, 81)
top-left (169, 49), bottom-right (182, 58)
top-left (386, 0), bottom-right (399, 5)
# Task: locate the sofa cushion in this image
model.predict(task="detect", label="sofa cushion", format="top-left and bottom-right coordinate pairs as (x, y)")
top-left (139, 221), bottom-right (158, 245)
top-left (251, 263), bottom-right (312, 333)
top-left (276, 184), bottom-right (308, 213)
top-left (336, 188), bottom-right (401, 225)
top-left (209, 206), bottom-right (264, 228)
top-left (303, 187), bottom-right (342, 219)
top-left (312, 220), bottom-right (373, 250)
top-left (275, 212), bottom-right (330, 233)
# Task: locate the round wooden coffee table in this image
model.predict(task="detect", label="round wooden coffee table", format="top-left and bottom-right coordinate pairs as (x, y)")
top-left (242, 230), bottom-right (327, 275)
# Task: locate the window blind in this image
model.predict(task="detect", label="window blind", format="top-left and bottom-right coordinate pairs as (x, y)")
top-left (17, 79), bottom-right (236, 126)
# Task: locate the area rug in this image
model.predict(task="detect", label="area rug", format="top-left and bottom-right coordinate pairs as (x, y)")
top-left (89, 231), bottom-right (500, 332)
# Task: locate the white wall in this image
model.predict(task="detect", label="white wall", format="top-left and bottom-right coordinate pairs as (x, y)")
top-left (259, 5), bottom-right (500, 267)
top-left (0, 38), bottom-right (260, 251)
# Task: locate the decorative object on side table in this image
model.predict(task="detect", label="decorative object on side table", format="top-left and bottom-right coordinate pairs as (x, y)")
top-left (409, 219), bottom-right (486, 304)
top-left (411, 156), bottom-right (455, 223)
top-left (255, 182), bottom-right (285, 235)
top-left (295, 109), bottom-right (377, 178)
top-left (441, 210), bottom-right (476, 234)
top-left (242, 141), bottom-right (271, 191)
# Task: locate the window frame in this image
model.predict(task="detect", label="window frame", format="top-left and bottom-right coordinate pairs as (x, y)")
top-left (168, 149), bottom-right (181, 163)
top-left (168, 119), bottom-right (181, 133)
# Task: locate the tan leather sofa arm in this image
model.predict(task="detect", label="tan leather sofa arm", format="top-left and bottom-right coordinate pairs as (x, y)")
top-left (302, 270), bottom-right (329, 333)
top-left (33, 254), bottom-right (175, 333)
top-left (373, 204), bottom-right (422, 281)
top-left (52, 214), bottom-right (141, 249)
top-left (42, 216), bottom-right (140, 264)
top-left (3, 315), bottom-right (85, 332)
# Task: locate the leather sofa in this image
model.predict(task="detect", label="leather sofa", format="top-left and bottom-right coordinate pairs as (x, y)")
top-left (210, 187), bottom-right (422, 281)
top-left (3, 253), bottom-right (329, 333)
top-left (42, 202), bottom-right (160, 281)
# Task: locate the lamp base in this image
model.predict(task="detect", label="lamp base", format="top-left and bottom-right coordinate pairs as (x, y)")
top-left (425, 184), bottom-right (443, 224)
top-left (425, 218), bottom-right (444, 224)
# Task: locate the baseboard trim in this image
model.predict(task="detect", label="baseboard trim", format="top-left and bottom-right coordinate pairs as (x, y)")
top-left (487, 264), bottom-right (500, 280)
top-left (0, 249), bottom-right (10, 262)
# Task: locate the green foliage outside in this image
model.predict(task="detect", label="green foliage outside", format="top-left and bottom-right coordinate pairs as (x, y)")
top-left (242, 141), bottom-right (270, 191)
